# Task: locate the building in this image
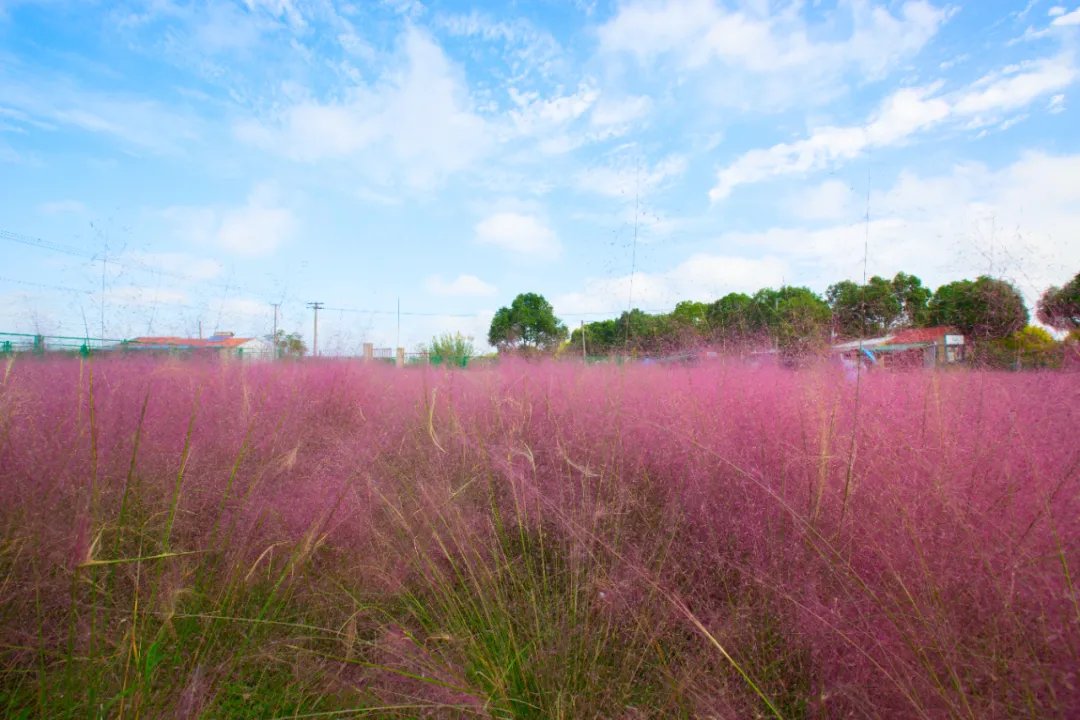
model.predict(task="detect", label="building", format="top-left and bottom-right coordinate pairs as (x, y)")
top-left (126, 332), bottom-right (275, 359)
top-left (832, 326), bottom-right (964, 369)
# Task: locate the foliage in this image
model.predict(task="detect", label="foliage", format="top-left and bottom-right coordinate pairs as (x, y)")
top-left (825, 273), bottom-right (931, 338)
top-left (928, 275), bottom-right (1029, 339)
top-left (891, 271), bottom-right (932, 327)
top-left (1036, 271), bottom-right (1080, 331)
top-left (488, 292), bottom-right (567, 353)
top-left (271, 329), bottom-right (307, 358)
top-left (978, 325), bottom-right (1062, 369)
top-left (575, 287), bottom-right (831, 356)
top-left (750, 286), bottom-right (832, 354)
top-left (826, 273), bottom-right (930, 337)
top-left (0, 358), bottom-right (1077, 717)
top-left (707, 292), bottom-right (755, 340)
top-left (428, 331), bottom-right (474, 367)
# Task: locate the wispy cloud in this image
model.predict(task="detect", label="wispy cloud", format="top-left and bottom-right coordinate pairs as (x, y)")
top-left (598, 0), bottom-right (951, 109)
top-left (0, 68), bottom-right (202, 154)
top-left (555, 254), bottom-right (787, 316)
top-left (710, 55), bottom-right (1077, 200)
top-left (234, 27), bottom-right (490, 188)
top-left (163, 183), bottom-right (295, 257)
top-left (576, 154), bottom-right (687, 198)
top-left (474, 212), bottom-right (561, 260)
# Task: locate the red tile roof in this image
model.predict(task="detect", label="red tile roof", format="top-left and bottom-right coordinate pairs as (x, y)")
top-left (886, 327), bottom-right (958, 345)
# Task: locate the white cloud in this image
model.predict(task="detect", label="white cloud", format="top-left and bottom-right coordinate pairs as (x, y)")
top-left (954, 58), bottom-right (1077, 115)
top-left (0, 70), bottom-right (201, 154)
top-left (710, 83), bottom-right (951, 200)
top-left (589, 94), bottom-right (652, 128)
top-left (720, 153), bottom-right (1080, 305)
top-left (425, 274), bottom-right (497, 297)
top-left (235, 27), bottom-right (489, 187)
top-left (555, 254), bottom-right (787, 316)
top-left (244, 0), bottom-right (306, 28)
top-left (163, 183), bottom-right (295, 257)
top-left (576, 154), bottom-right (687, 198)
top-left (437, 11), bottom-right (563, 82)
top-left (1051, 7), bottom-right (1080, 25)
top-left (1049, 93), bottom-right (1066, 112)
top-left (474, 212), bottom-right (561, 259)
top-left (788, 180), bottom-right (858, 223)
top-left (710, 56), bottom-right (1077, 200)
top-left (217, 201), bottom-right (294, 256)
top-left (506, 83), bottom-right (599, 137)
top-left (1049, 6), bottom-right (1067, 17)
top-left (598, 0), bottom-right (949, 109)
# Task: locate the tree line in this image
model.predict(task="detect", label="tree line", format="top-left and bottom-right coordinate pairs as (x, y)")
top-left (486, 271), bottom-right (1080, 368)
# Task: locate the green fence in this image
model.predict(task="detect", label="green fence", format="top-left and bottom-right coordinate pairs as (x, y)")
top-left (0, 332), bottom-right (126, 357)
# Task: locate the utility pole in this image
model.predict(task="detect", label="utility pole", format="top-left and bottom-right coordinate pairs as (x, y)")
top-left (271, 302), bottom-right (281, 358)
top-left (306, 302), bottom-right (324, 357)
top-left (581, 320), bottom-right (587, 362)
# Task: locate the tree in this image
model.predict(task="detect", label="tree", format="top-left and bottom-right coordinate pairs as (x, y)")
top-left (891, 272), bottom-right (931, 327)
top-left (980, 326), bottom-right (1061, 370)
top-left (707, 292), bottom-right (754, 341)
top-left (827, 274), bottom-right (920, 338)
top-left (770, 286), bottom-right (832, 354)
top-left (570, 318), bottom-right (621, 354)
top-left (1037, 272), bottom-right (1080, 331)
top-left (928, 276), bottom-right (1029, 339)
top-left (271, 330), bottom-right (306, 358)
top-left (488, 292), bottom-right (567, 353)
top-left (670, 301), bottom-right (709, 329)
top-left (429, 332), bottom-right (474, 367)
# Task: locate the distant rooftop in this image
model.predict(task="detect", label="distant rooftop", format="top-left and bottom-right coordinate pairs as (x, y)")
top-left (832, 327), bottom-right (960, 352)
top-left (130, 335), bottom-right (252, 349)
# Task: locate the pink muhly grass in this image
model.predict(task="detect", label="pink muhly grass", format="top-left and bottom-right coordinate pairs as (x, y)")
top-left (0, 355), bottom-right (1076, 717)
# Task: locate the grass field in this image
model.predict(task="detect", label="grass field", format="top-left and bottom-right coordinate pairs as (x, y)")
top-left (0, 356), bottom-right (1077, 718)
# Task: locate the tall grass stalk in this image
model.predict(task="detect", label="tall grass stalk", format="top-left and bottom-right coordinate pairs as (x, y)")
top-left (0, 357), bottom-right (1075, 718)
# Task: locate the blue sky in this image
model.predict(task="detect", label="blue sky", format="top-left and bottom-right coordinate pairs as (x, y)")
top-left (2, 0), bottom-right (1079, 352)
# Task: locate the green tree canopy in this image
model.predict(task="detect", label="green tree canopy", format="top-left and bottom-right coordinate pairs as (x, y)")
top-left (707, 292), bottom-right (755, 339)
top-left (891, 272), bottom-right (931, 327)
top-left (827, 272), bottom-right (928, 338)
top-left (428, 332), bottom-right (474, 367)
top-left (770, 286), bottom-right (832, 354)
top-left (570, 318), bottom-right (621, 353)
top-left (271, 330), bottom-right (307, 358)
top-left (1036, 272), bottom-right (1080, 331)
top-left (488, 292), bottom-right (567, 353)
top-left (980, 326), bottom-right (1061, 369)
top-left (928, 276), bottom-right (1029, 339)
top-left (670, 301), bottom-right (709, 329)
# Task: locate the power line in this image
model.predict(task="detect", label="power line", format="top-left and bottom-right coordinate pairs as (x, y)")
top-left (323, 306), bottom-right (479, 318)
top-left (0, 274), bottom-right (94, 295)
top-left (0, 227), bottom-right (280, 298)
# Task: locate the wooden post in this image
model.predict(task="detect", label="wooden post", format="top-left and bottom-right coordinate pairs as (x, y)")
top-left (363, 342), bottom-right (374, 362)
top-left (395, 347), bottom-right (404, 368)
